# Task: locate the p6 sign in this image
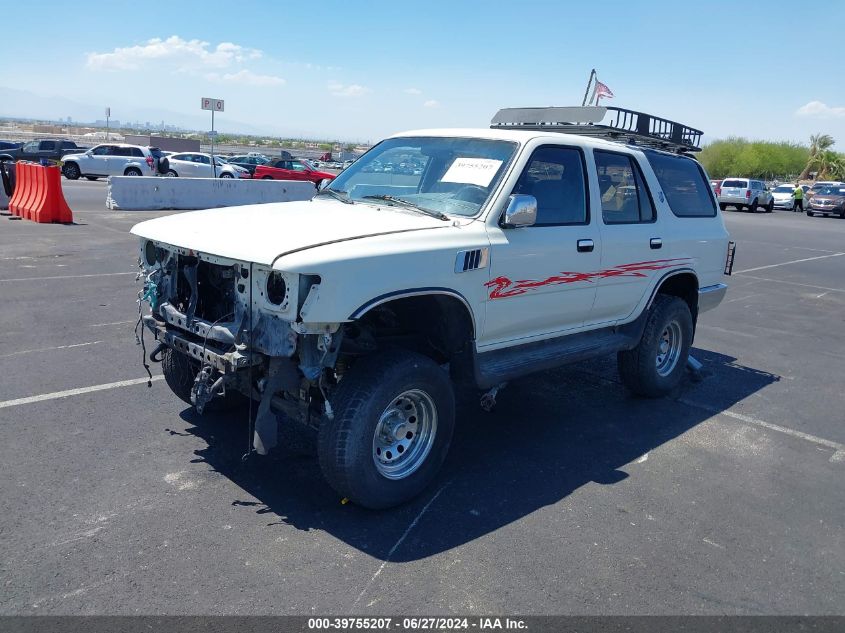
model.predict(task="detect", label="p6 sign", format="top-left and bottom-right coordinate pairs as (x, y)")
top-left (201, 98), bottom-right (225, 112)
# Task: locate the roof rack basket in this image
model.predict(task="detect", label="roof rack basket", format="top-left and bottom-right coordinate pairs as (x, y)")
top-left (490, 106), bottom-right (703, 154)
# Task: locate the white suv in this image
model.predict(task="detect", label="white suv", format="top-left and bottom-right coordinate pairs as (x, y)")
top-left (61, 144), bottom-right (166, 180)
top-left (131, 106), bottom-right (733, 509)
top-left (717, 177), bottom-right (774, 212)
top-left (162, 153), bottom-right (250, 179)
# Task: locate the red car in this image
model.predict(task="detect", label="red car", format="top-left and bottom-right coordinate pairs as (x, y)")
top-left (253, 158), bottom-right (335, 185)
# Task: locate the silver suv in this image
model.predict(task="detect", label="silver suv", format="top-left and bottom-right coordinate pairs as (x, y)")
top-left (718, 177), bottom-right (774, 213)
top-left (61, 144), bottom-right (167, 181)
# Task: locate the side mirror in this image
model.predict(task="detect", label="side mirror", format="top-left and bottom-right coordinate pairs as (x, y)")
top-left (317, 178), bottom-right (332, 191)
top-left (502, 194), bottom-right (537, 228)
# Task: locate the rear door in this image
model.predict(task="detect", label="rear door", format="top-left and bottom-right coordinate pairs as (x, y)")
top-left (590, 149), bottom-right (664, 324)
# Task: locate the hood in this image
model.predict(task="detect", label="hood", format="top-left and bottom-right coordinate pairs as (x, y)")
top-left (130, 198), bottom-right (449, 266)
top-left (812, 194), bottom-right (845, 203)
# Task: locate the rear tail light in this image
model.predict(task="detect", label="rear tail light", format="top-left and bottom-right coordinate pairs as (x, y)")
top-left (715, 187), bottom-right (721, 197)
top-left (746, 190), bottom-right (751, 199)
top-left (146, 155), bottom-right (154, 168)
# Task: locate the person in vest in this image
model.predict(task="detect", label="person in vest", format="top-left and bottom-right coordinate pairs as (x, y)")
top-left (793, 183), bottom-right (804, 212)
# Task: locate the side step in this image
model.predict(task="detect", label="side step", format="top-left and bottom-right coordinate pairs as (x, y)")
top-left (473, 317), bottom-right (645, 389)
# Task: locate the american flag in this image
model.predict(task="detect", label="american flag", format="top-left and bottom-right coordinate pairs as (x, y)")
top-left (594, 80), bottom-right (614, 101)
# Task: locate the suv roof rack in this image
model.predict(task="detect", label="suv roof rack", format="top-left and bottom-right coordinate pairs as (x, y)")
top-left (490, 106), bottom-right (703, 154)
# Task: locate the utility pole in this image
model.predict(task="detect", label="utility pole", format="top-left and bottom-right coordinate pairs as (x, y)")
top-left (201, 97), bottom-right (224, 178)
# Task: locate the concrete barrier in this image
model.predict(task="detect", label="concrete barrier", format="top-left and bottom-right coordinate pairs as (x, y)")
top-left (106, 177), bottom-right (316, 211)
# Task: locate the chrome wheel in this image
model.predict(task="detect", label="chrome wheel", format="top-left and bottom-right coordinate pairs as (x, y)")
top-left (655, 320), bottom-right (683, 377)
top-left (372, 389), bottom-right (437, 480)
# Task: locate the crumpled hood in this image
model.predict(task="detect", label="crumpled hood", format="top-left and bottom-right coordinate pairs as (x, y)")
top-left (130, 198), bottom-right (449, 266)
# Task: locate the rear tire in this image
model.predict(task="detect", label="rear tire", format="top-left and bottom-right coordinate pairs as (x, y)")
top-left (719, 203), bottom-right (727, 211)
top-left (617, 295), bottom-right (693, 398)
top-left (124, 167), bottom-right (142, 177)
top-left (765, 200), bottom-right (774, 213)
top-left (62, 162), bottom-right (81, 180)
top-left (166, 170), bottom-right (178, 177)
top-left (85, 176), bottom-right (99, 181)
top-left (262, 176), bottom-right (273, 180)
top-left (734, 204), bottom-right (743, 211)
top-left (749, 199), bottom-right (759, 213)
top-left (807, 210), bottom-right (814, 217)
top-left (317, 350), bottom-right (455, 509)
top-left (220, 173), bottom-right (234, 179)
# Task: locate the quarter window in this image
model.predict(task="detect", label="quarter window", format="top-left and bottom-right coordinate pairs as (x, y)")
top-left (594, 151), bottom-right (655, 224)
top-left (645, 150), bottom-right (717, 217)
top-left (512, 146), bottom-right (588, 226)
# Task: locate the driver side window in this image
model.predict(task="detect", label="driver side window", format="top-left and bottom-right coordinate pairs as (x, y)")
top-left (512, 145), bottom-right (588, 226)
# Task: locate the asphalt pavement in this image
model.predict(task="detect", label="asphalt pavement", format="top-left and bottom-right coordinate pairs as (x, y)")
top-left (0, 181), bottom-right (842, 615)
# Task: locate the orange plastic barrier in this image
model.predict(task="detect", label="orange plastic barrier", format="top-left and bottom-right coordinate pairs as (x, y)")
top-left (7, 162), bottom-right (73, 223)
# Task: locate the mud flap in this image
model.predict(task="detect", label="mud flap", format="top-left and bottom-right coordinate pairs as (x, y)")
top-left (253, 357), bottom-right (299, 455)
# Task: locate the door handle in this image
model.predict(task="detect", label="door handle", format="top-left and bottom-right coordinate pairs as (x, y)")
top-left (577, 239), bottom-right (594, 253)
top-left (650, 238), bottom-right (663, 250)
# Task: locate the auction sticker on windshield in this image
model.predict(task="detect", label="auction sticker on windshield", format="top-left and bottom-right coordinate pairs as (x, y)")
top-left (441, 158), bottom-right (503, 187)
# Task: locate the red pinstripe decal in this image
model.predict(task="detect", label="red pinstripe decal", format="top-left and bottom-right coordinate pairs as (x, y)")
top-left (485, 258), bottom-right (692, 299)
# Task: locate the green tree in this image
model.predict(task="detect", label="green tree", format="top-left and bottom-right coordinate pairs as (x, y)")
top-left (808, 150), bottom-right (845, 180)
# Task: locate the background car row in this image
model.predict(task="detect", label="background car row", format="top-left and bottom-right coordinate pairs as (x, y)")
top-left (711, 177), bottom-right (844, 217)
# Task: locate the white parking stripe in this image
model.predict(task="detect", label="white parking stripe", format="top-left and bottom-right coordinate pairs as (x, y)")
top-left (0, 375), bottom-right (163, 410)
top-left (91, 320), bottom-right (136, 327)
top-left (0, 271), bottom-right (136, 283)
top-left (734, 252), bottom-right (845, 274)
top-left (0, 341), bottom-right (103, 358)
top-left (678, 398), bottom-right (844, 462)
top-left (738, 274), bottom-right (845, 294)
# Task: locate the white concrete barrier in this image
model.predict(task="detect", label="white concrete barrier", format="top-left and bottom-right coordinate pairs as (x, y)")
top-left (106, 176), bottom-right (316, 211)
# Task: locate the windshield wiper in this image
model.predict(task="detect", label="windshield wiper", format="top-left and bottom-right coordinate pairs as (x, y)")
top-left (315, 188), bottom-right (353, 204)
top-left (361, 195), bottom-right (449, 221)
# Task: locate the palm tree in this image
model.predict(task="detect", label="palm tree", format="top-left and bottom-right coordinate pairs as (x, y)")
top-left (800, 133), bottom-right (835, 180)
top-left (808, 150), bottom-right (845, 180)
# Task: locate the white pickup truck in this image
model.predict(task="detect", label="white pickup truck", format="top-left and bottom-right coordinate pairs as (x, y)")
top-left (132, 106), bottom-right (734, 509)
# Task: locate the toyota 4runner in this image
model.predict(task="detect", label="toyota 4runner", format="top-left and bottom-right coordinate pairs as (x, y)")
top-left (131, 106), bottom-right (734, 509)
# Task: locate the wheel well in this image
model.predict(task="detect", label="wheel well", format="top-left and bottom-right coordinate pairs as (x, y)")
top-left (342, 294), bottom-right (475, 382)
top-left (654, 272), bottom-right (699, 324)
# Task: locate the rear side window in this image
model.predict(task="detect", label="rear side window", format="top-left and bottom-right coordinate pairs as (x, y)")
top-left (645, 151), bottom-right (717, 217)
top-left (594, 150), bottom-right (655, 224)
top-left (40, 141), bottom-right (56, 150)
top-left (131, 147), bottom-right (144, 157)
top-left (721, 179), bottom-right (748, 188)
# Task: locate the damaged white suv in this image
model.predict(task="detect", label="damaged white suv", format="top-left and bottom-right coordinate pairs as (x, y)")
top-left (132, 106), bottom-right (734, 509)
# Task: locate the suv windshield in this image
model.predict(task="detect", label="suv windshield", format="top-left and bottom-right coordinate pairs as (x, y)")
top-left (326, 136), bottom-right (518, 217)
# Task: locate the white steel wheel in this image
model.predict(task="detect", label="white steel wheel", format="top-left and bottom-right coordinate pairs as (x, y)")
top-left (372, 389), bottom-right (438, 480)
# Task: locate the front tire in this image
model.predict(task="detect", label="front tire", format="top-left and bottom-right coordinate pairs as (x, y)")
top-left (807, 210), bottom-right (814, 217)
top-left (161, 348), bottom-right (243, 413)
top-left (317, 350), bottom-right (455, 509)
top-left (617, 295), bottom-right (693, 398)
top-left (62, 162), bottom-right (81, 180)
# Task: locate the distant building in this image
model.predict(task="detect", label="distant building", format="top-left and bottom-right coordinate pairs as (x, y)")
top-left (124, 134), bottom-right (200, 152)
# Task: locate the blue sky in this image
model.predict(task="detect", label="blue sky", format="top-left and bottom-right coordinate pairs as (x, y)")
top-left (2, 0), bottom-right (844, 145)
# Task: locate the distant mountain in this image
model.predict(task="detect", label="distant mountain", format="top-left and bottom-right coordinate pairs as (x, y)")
top-left (0, 86), bottom-right (295, 137)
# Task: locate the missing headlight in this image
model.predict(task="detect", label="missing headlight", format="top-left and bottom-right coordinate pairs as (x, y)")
top-left (266, 271), bottom-right (288, 306)
top-left (144, 240), bottom-right (158, 267)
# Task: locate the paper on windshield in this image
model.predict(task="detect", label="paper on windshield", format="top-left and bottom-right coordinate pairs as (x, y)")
top-left (441, 158), bottom-right (503, 187)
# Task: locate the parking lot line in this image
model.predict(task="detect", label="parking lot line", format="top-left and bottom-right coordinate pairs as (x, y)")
top-left (0, 271), bottom-right (137, 283)
top-left (737, 274), bottom-right (845, 295)
top-left (678, 397), bottom-right (845, 462)
top-left (734, 252), bottom-right (845, 275)
top-left (0, 341), bottom-right (103, 358)
top-left (0, 375), bottom-right (163, 409)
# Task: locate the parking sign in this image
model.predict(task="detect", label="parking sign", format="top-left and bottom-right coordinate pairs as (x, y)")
top-left (201, 98), bottom-right (225, 112)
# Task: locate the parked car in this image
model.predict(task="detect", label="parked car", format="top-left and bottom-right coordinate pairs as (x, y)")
top-left (253, 158), bottom-right (335, 185)
top-left (709, 179), bottom-right (723, 195)
top-left (163, 153), bottom-right (250, 179)
top-left (717, 177), bottom-right (774, 212)
top-left (806, 185), bottom-right (845, 218)
top-left (61, 144), bottom-right (167, 180)
top-left (4, 139), bottom-right (89, 165)
top-left (806, 181), bottom-right (844, 206)
top-left (226, 154), bottom-right (269, 175)
top-left (771, 184), bottom-right (801, 210)
top-left (131, 105), bottom-right (732, 509)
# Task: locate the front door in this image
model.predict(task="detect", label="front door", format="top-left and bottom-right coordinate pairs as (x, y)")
top-left (482, 145), bottom-right (601, 348)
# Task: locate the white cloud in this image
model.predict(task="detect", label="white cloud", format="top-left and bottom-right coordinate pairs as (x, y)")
top-left (207, 70), bottom-right (285, 87)
top-left (404, 87), bottom-right (422, 95)
top-left (423, 99), bottom-right (440, 108)
top-left (86, 36), bottom-right (262, 72)
top-left (328, 82), bottom-right (370, 97)
top-left (796, 101), bottom-right (845, 118)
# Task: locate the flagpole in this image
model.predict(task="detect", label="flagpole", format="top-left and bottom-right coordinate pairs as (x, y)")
top-left (581, 69), bottom-right (596, 107)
